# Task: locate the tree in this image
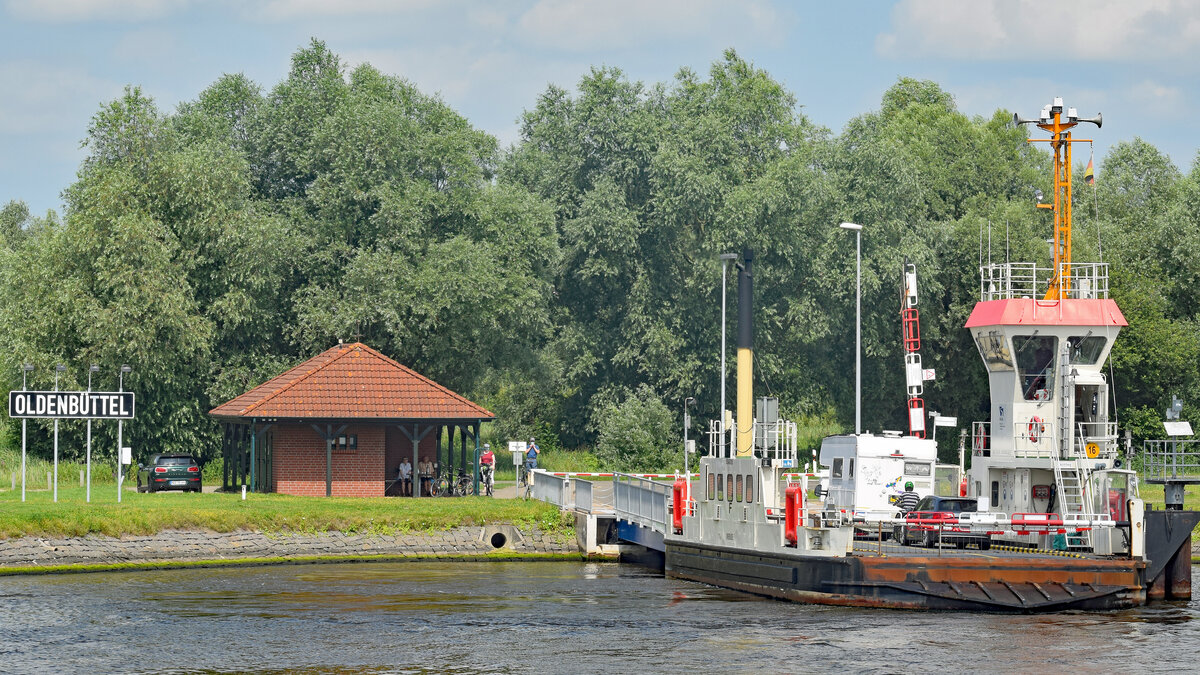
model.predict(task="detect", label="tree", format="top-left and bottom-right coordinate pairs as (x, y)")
top-left (593, 385), bottom-right (679, 472)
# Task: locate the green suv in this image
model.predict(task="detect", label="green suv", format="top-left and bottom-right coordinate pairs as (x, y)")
top-left (137, 454), bottom-right (202, 493)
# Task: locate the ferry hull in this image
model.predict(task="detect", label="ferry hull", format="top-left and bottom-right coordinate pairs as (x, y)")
top-left (665, 541), bottom-right (1146, 612)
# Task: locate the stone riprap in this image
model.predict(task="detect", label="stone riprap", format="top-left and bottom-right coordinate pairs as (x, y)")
top-left (0, 526), bottom-right (578, 570)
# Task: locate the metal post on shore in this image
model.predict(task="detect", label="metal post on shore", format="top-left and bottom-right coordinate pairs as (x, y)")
top-left (53, 364), bottom-right (64, 502)
top-left (87, 364), bottom-right (98, 502)
top-left (20, 364), bottom-right (32, 502)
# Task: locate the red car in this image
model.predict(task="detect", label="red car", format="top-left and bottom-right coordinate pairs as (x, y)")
top-left (897, 496), bottom-right (991, 550)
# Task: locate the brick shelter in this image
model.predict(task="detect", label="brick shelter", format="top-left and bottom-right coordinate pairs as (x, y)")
top-left (209, 342), bottom-right (494, 497)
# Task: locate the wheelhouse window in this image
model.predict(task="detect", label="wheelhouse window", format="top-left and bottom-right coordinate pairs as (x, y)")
top-left (1067, 335), bottom-right (1107, 364)
top-left (744, 475), bottom-right (754, 503)
top-left (735, 475), bottom-right (743, 503)
top-left (1014, 335), bottom-right (1057, 400)
top-left (974, 331), bottom-right (1014, 371)
top-left (716, 473), bottom-right (724, 501)
top-left (727, 473), bottom-right (734, 502)
top-left (707, 468), bottom-right (714, 501)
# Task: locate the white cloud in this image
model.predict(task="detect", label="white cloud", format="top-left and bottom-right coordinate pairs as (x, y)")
top-left (254, 0), bottom-right (436, 21)
top-left (515, 0), bottom-right (788, 51)
top-left (5, 0), bottom-right (188, 22)
top-left (878, 0), bottom-right (1200, 62)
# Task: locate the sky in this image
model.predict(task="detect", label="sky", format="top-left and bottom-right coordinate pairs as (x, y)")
top-left (2, 0), bottom-right (1199, 217)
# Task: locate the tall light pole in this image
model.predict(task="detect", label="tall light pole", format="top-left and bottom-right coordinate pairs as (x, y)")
top-left (839, 223), bottom-right (863, 435)
top-left (719, 252), bottom-right (737, 456)
top-left (683, 396), bottom-right (695, 480)
top-left (53, 364), bottom-right (65, 502)
top-left (20, 363), bottom-right (32, 502)
top-left (117, 364), bottom-right (131, 503)
top-left (87, 364), bottom-right (99, 503)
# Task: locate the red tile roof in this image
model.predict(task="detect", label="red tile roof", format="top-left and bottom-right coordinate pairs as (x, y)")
top-left (209, 343), bottom-right (493, 420)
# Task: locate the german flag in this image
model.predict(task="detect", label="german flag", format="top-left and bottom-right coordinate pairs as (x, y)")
top-left (1084, 158), bottom-right (1095, 185)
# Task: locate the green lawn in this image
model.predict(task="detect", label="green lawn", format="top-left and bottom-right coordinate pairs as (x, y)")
top-left (0, 484), bottom-right (571, 540)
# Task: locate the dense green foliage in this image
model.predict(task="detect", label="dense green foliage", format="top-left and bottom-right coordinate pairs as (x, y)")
top-left (2, 42), bottom-right (1198, 471)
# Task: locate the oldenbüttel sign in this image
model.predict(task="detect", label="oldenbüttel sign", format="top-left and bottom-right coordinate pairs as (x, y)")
top-left (8, 390), bottom-right (135, 419)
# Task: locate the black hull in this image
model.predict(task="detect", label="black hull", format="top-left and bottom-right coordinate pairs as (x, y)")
top-left (665, 541), bottom-right (1145, 612)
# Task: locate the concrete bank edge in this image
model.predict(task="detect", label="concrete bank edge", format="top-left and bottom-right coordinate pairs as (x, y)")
top-left (0, 525), bottom-right (602, 576)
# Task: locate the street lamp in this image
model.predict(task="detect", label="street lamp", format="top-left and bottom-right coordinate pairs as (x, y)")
top-left (117, 364), bottom-right (131, 503)
top-left (20, 364), bottom-right (33, 502)
top-left (719, 252), bottom-right (738, 457)
top-left (839, 223), bottom-right (863, 435)
top-left (683, 396), bottom-right (695, 484)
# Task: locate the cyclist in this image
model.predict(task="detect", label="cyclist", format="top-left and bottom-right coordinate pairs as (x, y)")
top-left (479, 443), bottom-right (495, 496)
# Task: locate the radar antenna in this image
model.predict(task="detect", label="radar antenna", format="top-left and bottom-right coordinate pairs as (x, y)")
top-left (1013, 98), bottom-right (1102, 300)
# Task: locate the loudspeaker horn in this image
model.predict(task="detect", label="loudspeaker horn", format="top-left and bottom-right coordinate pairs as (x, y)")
top-left (1078, 112), bottom-right (1102, 128)
top-left (1012, 113), bottom-right (1039, 126)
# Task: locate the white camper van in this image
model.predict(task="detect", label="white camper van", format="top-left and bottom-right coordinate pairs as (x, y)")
top-left (818, 432), bottom-right (938, 523)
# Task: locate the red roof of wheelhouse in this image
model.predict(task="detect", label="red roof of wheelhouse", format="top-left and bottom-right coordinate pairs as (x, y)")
top-left (209, 343), bottom-right (493, 420)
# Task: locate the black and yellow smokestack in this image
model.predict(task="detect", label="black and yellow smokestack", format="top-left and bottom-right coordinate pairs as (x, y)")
top-left (737, 249), bottom-right (753, 457)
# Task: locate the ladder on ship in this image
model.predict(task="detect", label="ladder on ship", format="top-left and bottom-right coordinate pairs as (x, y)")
top-left (1053, 458), bottom-right (1092, 549)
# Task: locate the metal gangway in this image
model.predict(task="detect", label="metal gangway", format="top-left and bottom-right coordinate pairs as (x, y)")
top-left (528, 469), bottom-right (674, 551)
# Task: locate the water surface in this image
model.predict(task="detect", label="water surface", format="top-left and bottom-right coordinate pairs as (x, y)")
top-left (1, 561), bottom-right (1195, 673)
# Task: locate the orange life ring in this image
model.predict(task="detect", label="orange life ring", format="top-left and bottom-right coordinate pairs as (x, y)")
top-left (1027, 416), bottom-right (1045, 443)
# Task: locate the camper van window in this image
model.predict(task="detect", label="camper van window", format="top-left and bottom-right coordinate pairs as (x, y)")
top-left (716, 473), bottom-right (724, 501)
top-left (848, 459), bottom-right (855, 478)
top-left (832, 458), bottom-right (844, 478)
top-left (707, 468), bottom-right (714, 501)
top-left (904, 461), bottom-right (931, 476)
top-left (727, 474), bottom-right (735, 502)
top-left (735, 475), bottom-right (743, 502)
top-left (974, 331), bottom-right (1014, 371)
top-left (1067, 335), bottom-right (1107, 364)
top-left (1014, 335), bottom-right (1058, 400)
top-left (745, 475), bottom-right (754, 503)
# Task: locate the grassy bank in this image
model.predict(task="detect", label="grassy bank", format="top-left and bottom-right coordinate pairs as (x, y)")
top-left (0, 485), bottom-right (572, 540)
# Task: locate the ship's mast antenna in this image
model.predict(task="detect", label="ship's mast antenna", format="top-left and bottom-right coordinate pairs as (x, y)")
top-left (900, 261), bottom-right (926, 438)
top-left (1014, 98), bottom-right (1101, 300)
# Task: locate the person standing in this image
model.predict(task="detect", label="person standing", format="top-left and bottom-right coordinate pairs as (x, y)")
top-left (418, 455), bottom-right (434, 496)
top-left (398, 457), bottom-right (412, 497)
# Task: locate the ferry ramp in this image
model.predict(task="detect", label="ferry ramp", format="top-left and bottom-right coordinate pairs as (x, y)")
top-left (528, 470), bottom-right (672, 553)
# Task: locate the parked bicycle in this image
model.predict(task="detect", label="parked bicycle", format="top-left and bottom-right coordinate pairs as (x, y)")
top-left (432, 466), bottom-right (473, 497)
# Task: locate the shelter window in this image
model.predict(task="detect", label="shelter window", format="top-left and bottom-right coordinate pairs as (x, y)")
top-left (974, 331), bottom-right (1014, 371)
top-left (334, 434), bottom-right (358, 451)
top-left (832, 458), bottom-right (844, 478)
top-left (1014, 335), bottom-right (1058, 400)
top-left (1067, 336), bottom-right (1107, 365)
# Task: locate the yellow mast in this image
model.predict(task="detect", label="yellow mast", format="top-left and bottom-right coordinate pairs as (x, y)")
top-left (1013, 98), bottom-right (1101, 300)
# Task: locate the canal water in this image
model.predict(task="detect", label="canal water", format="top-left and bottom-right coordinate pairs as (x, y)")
top-left (1, 561), bottom-right (1196, 674)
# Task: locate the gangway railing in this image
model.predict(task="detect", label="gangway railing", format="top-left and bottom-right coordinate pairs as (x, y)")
top-left (613, 473), bottom-right (670, 534)
top-left (530, 470), bottom-right (570, 508)
top-left (575, 478), bottom-right (594, 514)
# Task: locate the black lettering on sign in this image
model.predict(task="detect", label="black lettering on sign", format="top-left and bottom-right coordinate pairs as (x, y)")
top-left (7, 391), bottom-right (136, 419)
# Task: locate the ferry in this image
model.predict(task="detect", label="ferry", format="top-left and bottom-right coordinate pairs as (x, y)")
top-left (662, 98), bottom-right (1200, 611)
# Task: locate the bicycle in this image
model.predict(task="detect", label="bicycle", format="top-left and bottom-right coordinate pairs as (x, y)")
top-left (479, 464), bottom-right (494, 497)
top-left (432, 467), bottom-right (473, 497)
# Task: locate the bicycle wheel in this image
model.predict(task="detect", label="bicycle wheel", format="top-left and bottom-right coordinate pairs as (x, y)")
top-left (435, 477), bottom-right (450, 497)
top-left (455, 477), bottom-right (472, 496)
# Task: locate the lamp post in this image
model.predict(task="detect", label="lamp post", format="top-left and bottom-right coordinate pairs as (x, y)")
top-left (683, 397), bottom-right (695, 494)
top-left (53, 364), bottom-right (65, 502)
top-left (20, 363), bottom-right (32, 502)
top-left (87, 364), bottom-right (99, 503)
top-left (839, 223), bottom-right (863, 435)
top-left (719, 252), bottom-right (738, 456)
top-left (117, 364), bottom-right (131, 503)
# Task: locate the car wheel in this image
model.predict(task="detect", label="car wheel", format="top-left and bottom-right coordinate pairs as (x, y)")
top-left (923, 531), bottom-right (935, 548)
top-left (146, 482), bottom-right (155, 494)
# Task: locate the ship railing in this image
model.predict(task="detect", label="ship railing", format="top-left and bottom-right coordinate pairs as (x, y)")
top-left (1142, 440), bottom-right (1200, 481)
top-left (1074, 421), bottom-right (1118, 457)
top-left (614, 473), bottom-right (670, 535)
top-left (1014, 419), bottom-right (1057, 459)
top-left (979, 261), bottom-right (1109, 301)
top-left (971, 421), bottom-right (991, 456)
top-left (755, 419), bottom-right (799, 466)
top-left (706, 418), bottom-right (734, 457)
